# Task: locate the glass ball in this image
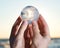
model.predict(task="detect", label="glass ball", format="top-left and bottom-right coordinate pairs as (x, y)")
top-left (21, 6), bottom-right (39, 24)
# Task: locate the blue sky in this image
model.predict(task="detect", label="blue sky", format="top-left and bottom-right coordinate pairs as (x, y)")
top-left (0, 0), bottom-right (60, 38)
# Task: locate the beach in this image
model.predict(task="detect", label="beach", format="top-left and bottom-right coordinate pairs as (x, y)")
top-left (0, 38), bottom-right (60, 48)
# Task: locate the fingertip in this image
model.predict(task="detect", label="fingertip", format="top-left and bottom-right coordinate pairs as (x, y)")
top-left (32, 21), bottom-right (37, 26)
top-left (23, 20), bottom-right (28, 26)
top-left (17, 16), bottom-right (21, 21)
top-left (38, 14), bottom-right (44, 21)
top-left (29, 24), bottom-right (32, 28)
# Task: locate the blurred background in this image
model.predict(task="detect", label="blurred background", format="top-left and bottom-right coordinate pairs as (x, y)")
top-left (0, 0), bottom-right (60, 48)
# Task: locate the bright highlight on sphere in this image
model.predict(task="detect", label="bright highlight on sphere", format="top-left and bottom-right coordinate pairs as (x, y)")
top-left (21, 6), bottom-right (39, 23)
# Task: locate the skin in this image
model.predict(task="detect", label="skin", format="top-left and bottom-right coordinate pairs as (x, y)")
top-left (29, 15), bottom-right (50, 48)
top-left (9, 15), bottom-right (50, 48)
top-left (10, 16), bottom-right (31, 48)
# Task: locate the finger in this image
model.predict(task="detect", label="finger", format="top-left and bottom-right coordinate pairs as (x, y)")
top-left (37, 15), bottom-right (50, 38)
top-left (32, 21), bottom-right (42, 37)
top-left (29, 24), bottom-right (33, 38)
top-left (24, 24), bottom-right (33, 48)
top-left (9, 16), bottom-right (22, 48)
top-left (24, 26), bottom-right (30, 48)
top-left (10, 16), bottom-right (22, 40)
top-left (24, 26), bottom-right (31, 48)
top-left (10, 16), bottom-right (22, 37)
top-left (24, 25), bottom-right (29, 39)
top-left (29, 24), bottom-right (34, 46)
top-left (17, 21), bottom-right (28, 38)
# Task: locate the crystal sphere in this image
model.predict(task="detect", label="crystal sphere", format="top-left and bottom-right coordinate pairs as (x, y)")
top-left (21, 6), bottom-right (39, 24)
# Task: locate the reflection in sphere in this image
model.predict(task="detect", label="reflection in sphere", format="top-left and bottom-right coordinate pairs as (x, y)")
top-left (21, 6), bottom-right (39, 23)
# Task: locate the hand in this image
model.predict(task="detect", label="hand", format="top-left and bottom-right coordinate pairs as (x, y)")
top-left (9, 16), bottom-right (28, 48)
top-left (29, 15), bottom-right (51, 48)
top-left (9, 15), bottom-right (50, 48)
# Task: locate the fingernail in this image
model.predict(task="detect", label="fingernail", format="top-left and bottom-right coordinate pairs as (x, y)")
top-left (23, 20), bottom-right (28, 25)
top-left (29, 24), bottom-right (32, 27)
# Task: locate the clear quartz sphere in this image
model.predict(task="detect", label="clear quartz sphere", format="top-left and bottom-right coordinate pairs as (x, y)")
top-left (21, 6), bottom-right (39, 24)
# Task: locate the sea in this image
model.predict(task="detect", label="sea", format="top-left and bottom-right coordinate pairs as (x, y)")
top-left (0, 38), bottom-right (60, 48)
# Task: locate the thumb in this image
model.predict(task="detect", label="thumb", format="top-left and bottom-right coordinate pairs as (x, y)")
top-left (32, 21), bottom-right (42, 37)
top-left (17, 21), bottom-right (28, 38)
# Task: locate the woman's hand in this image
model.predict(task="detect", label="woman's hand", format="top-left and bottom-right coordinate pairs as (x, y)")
top-left (29, 15), bottom-right (51, 48)
top-left (9, 16), bottom-right (28, 48)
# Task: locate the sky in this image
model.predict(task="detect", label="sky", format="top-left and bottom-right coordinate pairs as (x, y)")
top-left (0, 0), bottom-right (60, 39)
